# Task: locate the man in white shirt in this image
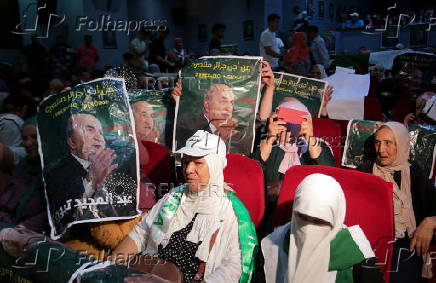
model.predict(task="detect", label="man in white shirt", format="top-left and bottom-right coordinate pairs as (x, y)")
top-left (308, 25), bottom-right (330, 69)
top-left (272, 38), bottom-right (284, 69)
top-left (130, 29), bottom-right (150, 71)
top-left (260, 14), bottom-right (281, 69)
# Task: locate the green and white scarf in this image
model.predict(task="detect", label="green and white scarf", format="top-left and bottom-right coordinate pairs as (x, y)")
top-left (147, 185), bottom-right (258, 282)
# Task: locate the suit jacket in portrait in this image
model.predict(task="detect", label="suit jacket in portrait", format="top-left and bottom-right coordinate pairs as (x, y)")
top-left (176, 113), bottom-right (254, 156)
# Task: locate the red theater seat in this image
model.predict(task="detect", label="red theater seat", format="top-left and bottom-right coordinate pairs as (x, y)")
top-left (224, 153), bottom-right (265, 230)
top-left (141, 141), bottom-right (172, 188)
top-left (312, 118), bottom-right (342, 167)
top-left (273, 165), bottom-right (393, 282)
top-left (392, 99), bottom-right (414, 122)
top-left (364, 96), bottom-right (383, 121)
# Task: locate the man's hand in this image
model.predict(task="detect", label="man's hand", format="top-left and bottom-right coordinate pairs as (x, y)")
top-left (88, 148), bottom-right (118, 189)
top-left (141, 129), bottom-right (160, 143)
top-left (410, 217), bottom-right (436, 257)
top-left (260, 60), bottom-right (274, 90)
top-left (171, 78), bottom-right (181, 102)
top-left (216, 118), bottom-right (238, 142)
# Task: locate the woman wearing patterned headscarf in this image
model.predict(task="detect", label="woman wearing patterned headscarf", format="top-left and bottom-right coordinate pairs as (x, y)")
top-left (357, 121), bottom-right (436, 283)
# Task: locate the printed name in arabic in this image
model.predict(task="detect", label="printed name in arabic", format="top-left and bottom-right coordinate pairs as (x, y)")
top-left (194, 73), bottom-right (221, 79)
top-left (74, 195), bottom-right (112, 209)
top-left (45, 86), bottom-right (116, 114)
top-left (192, 62), bottom-right (213, 68)
top-left (55, 199), bottom-right (73, 221)
top-left (276, 87), bottom-right (313, 96)
top-left (54, 102), bottom-right (79, 118)
top-left (223, 74), bottom-right (245, 80)
top-left (240, 65), bottom-right (251, 72)
top-left (115, 195), bottom-right (133, 205)
top-left (82, 100), bottom-right (109, 110)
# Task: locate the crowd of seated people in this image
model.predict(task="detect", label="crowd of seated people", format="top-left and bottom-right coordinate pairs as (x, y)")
top-left (0, 14), bottom-right (434, 283)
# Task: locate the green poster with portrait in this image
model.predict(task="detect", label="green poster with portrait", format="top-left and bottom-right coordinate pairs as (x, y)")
top-left (37, 78), bottom-right (140, 239)
top-left (272, 72), bottom-right (327, 117)
top-left (342, 120), bottom-right (436, 179)
top-left (128, 88), bottom-right (175, 149)
top-left (408, 124), bottom-right (436, 179)
top-left (341, 120), bottom-right (380, 168)
top-left (174, 56), bottom-right (262, 156)
top-left (392, 52), bottom-right (436, 86)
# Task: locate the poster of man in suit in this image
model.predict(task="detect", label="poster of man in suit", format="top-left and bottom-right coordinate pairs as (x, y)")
top-left (37, 78), bottom-right (140, 239)
top-left (174, 56), bottom-right (262, 156)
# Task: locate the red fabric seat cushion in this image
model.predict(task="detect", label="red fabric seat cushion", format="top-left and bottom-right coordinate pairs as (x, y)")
top-left (224, 153), bottom-right (265, 230)
top-left (273, 165), bottom-right (393, 282)
top-left (312, 118), bottom-right (342, 167)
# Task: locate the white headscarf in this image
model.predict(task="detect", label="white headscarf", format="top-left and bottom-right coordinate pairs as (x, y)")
top-left (287, 173), bottom-right (346, 283)
top-left (160, 136), bottom-right (230, 262)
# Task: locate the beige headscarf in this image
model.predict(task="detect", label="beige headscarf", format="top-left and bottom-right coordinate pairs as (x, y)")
top-left (372, 122), bottom-right (416, 239)
top-left (372, 122), bottom-right (433, 278)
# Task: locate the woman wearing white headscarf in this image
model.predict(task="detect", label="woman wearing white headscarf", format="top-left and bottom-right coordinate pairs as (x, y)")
top-left (113, 130), bottom-right (257, 282)
top-left (252, 99), bottom-right (335, 230)
top-left (261, 173), bottom-right (385, 283)
top-left (357, 122), bottom-right (436, 283)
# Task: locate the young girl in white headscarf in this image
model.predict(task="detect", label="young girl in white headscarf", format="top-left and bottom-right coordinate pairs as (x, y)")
top-left (261, 173), bottom-right (385, 283)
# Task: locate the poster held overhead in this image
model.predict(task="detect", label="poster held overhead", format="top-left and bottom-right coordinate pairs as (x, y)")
top-left (272, 72), bottom-right (327, 117)
top-left (128, 88), bottom-right (175, 149)
top-left (173, 56), bottom-right (262, 156)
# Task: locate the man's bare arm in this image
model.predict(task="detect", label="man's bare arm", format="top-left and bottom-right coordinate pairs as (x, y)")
top-left (264, 46), bottom-right (281, 58)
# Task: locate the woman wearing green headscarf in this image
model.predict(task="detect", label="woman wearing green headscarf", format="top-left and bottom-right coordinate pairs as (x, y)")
top-left (0, 116), bottom-right (48, 233)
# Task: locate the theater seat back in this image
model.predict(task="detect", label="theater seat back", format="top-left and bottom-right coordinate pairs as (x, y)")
top-left (364, 96), bottom-right (383, 121)
top-left (223, 153), bottom-right (265, 230)
top-left (392, 99), bottom-right (414, 122)
top-left (273, 165), bottom-right (393, 282)
top-left (312, 118), bottom-right (342, 167)
top-left (141, 141), bottom-right (172, 190)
